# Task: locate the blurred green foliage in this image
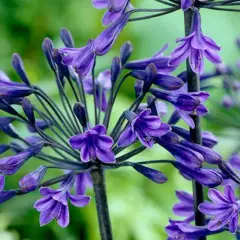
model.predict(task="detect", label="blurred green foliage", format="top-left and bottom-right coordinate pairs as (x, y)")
top-left (0, 0), bottom-right (240, 239)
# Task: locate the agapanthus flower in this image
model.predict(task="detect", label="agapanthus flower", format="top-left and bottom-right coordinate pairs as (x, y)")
top-left (150, 88), bottom-right (209, 128)
top-left (69, 125), bottom-right (115, 163)
top-left (126, 44), bottom-right (177, 74)
top-left (83, 69), bottom-right (111, 111)
top-left (59, 13), bottom-right (129, 76)
top-left (118, 109), bottom-right (171, 148)
top-left (173, 191), bottom-right (194, 222)
top-left (92, 0), bottom-right (133, 26)
top-left (169, 10), bottom-right (221, 74)
top-left (199, 185), bottom-right (240, 233)
top-left (34, 174), bottom-right (91, 228)
top-left (75, 172), bottom-right (92, 195)
top-left (181, 0), bottom-right (193, 11)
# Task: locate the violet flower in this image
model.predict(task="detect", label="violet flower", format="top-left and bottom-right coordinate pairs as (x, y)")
top-left (92, 0), bottom-right (132, 26)
top-left (173, 191), bottom-right (194, 222)
top-left (118, 109), bottom-right (171, 148)
top-left (34, 174), bottom-right (91, 228)
top-left (83, 69), bottom-right (111, 112)
top-left (169, 10), bottom-right (221, 75)
top-left (126, 44), bottom-right (177, 74)
top-left (75, 172), bottom-right (93, 195)
top-left (150, 88), bottom-right (209, 128)
top-left (69, 124), bottom-right (115, 163)
top-left (199, 185), bottom-right (240, 233)
top-left (181, 0), bottom-right (193, 11)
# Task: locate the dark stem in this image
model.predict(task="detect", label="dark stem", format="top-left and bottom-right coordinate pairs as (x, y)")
top-left (91, 168), bottom-right (113, 240)
top-left (184, 9), bottom-right (206, 240)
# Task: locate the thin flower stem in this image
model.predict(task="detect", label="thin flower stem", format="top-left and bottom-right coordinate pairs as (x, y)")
top-left (154, 0), bottom-right (179, 7)
top-left (128, 8), bottom-right (179, 22)
top-left (128, 7), bottom-right (179, 14)
top-left (91, 168), bottom-right (113, 240)
top-left (202, 6), bottom-right (240, 11)
top-left (92, 56), bottom-right (98, 125)
top-left (98, 85), bottom-right (103, 124)
top-left (116, 146), bottom-right (146, 162)
top-left (184, 9), bottom-right (206, 239)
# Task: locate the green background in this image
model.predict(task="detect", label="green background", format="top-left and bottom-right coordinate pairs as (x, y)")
top-left (0, 0), bottom-right (240, 239)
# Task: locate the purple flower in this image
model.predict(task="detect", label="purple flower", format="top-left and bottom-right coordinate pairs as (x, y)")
top-left (169, 10), bottom-right (221, 75)
top-left (75, 172), bottom-right (92, 195)
top-left (19, 166), bottom-right (47, 192)
top-left (173, 191), bottom-right (194, 222)
top-left (0, 142), bottom-right (44, 175)
top-left (118, 109), bottom-right (171, 148)
top-left (0, 175), bottom-right (5, 192)
top-left (34, 174), bottom-right (91, 228)
top-left (166, 220), bottom-right (211, 240)
top-left (126, 44), bottom-right (177, 74)
top-left (69, 124), bottom-right (115, 163)
top-left (83, 70), bottom-right (111, 112)
top-left (0, 190), bottom-right (17, 204)
top-left (150, 88), bottom-right (209, 128)
top-left (199, 185), bottom-right (240, 233)
top-left (92, 0), bottom-right (132, 26)
top-left (60, 13), bottom-right (129, 77)
top-left (181, 0), bottom-right (193, 11)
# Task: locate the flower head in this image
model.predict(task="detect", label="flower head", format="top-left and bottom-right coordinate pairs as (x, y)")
top-left (118, 109), bottom-right (171, 148)
top-left (34, 174), bottom-right (91, 228)
top-left (199, 185), bottom-right (240, 233)
top-left (69, 124), bottom-right (115, 163)
top-left (169, 10), bottom-right (221, 74)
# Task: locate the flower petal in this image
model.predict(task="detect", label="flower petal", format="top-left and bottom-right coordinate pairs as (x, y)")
top-left (69, 194), bottom-right (91, 207)
top-left (96, 148), bottom-right (115, 163)
top-left (57, 205), bottom-right (69, 228)
top-left (118, 126), bottom-right (136, 147)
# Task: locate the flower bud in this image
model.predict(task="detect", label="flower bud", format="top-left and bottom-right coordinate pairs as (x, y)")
top-left (22, 98), bottom-right (35, 125)
top-left (60, 28), bottom-right (75, 48)
top-left (42, 38), bottom-right (55, 71)
top-left (111, 57), bottom-right (121, 85)
top-left (120, 41), bottom-right (133, 65)
top-left (73, 102), bottom-right (87, 127)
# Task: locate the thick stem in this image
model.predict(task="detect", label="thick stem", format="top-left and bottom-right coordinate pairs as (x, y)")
top-left (184, 9), bottom-right (206, 240)
top-left (91, 168), bottom-right (113, 240)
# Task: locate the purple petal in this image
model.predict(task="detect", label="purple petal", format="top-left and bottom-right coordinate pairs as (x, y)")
top-left (96, 148), bottom-right (115, 163)
top-left (92, 0), bottom-right (108, 9)
top-left (75, 173), bottom-right (92, 195)
top-left (169, 42), bottom-right (191, 66)
top-left (92, 124), bottom-right (106, 135)
top-left (147, 123), bottom-right (171, 137)
top-left (196, 104), bottom-right (208, 116)
top-left (80, 144), bottom-right (91, 163)
top-left (102, 10), bottom-right (123, 26)
top-left (208, 188), bottom-right (229, 204)
top-left (224, 185), bottom-right (236, 203)
top-left (198, 202), bottom-right (232, 215)
top-left (141, 115), bottom-right (161, 129)
top-left (34, 196), bottom-right (55, 211)
top-left (229, 215), bottom-right (238, 233)
top-left (203, 49), bottom-right (222, 64)
top-left (0, 175), bottom-right (5, 192)
top-left (118, 126), bottom-right (136, 147)
top-left (40, 209), bottom-right (55, 226)
top-left (97, 135), bottom-right (114, 149)
top-left (181, 0), bottom-right (193, 11)
top-left (203, 35), bottom-right (221, 51)
top-left (98, 69), bottom-right (112, 90)
top-left (173, 203), bottom-right (193, 217)
top-left (69, 194), bottom-right (91, 207)
top-left (176, 191), bottom-right (193, 204)
top-left (177, 110), bottom-right (195, 129)
top-left (189, 49), bottom-right (204, 75)
top-left (40, 187), bottom-right (56, 196)
top-left (69, 134), bottom-right (85, 149)
top-left (57, 205), bottom-right (69, 228)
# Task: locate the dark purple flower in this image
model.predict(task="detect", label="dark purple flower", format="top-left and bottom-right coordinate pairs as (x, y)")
top-left (169, 10), bottom-right (221, 75)
top-left (150, 88), bottom-right (209, 128)
top-left (34, 174), bottom-right (91, 228)
top-left (92, 0), bottom-right (132, 26)
top-left (181, 0), bottom-right (193, 11)
top-left (19, 166), bottom-right (47, 192)
top-left (0, 175), bottom-right (5, 192)
top-left (173, 191), bottom-right (194, 222)
top-left (199, 185), bottom-right (240, 233)
top-left (126, 44), bottom-right (177, 74)
top-left (83, 70), bottom-right (111, 112)
top-left (75, 172), bottom-right (92, 195)
top-left (0, 142), bottom-right (44, 175)
top-left (166, 220), bottom-right (211, 240)
top-left (69, 124), bottom-right (115, 163)
top-left (118, 109), bottom-right (171, 148)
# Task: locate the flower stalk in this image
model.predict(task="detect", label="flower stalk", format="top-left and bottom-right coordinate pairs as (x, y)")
top-left (184, 8), bottom-right (206, 240)
top-left (91, 168), bottom-right (113, 240)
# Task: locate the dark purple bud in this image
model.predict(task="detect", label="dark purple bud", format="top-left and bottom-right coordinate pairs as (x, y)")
top-left (201, 131), bottom-right (218, 148)
top-left (19, 165), bottom-right (47, 192)
top-left (22, 98), bottom-right (35, 125)
top-left (0, 117), bottom-right (15, 128)
top-left (173, 162), bottom-right (222, 187)
top-left (11, 54), bottom-right (31, 86)
top-left (168, 111), bottom-right (180, 125)
top-left (60, 28), bottom-right (75, 48)
top-left (111, 57), bottom-right (121, 84)
top-left (0, 124), bottom-right (19, 138)
top-left (42, 38), bottom-right (55, 71)
top-left (73, 102), bottom-right (87, 127)
top-left (0, 145), bottom-right (10, 154)
top-left (120, 41), bottom-right (133, 65)
top-left (134, 80), bottom-right (144, 98)
top-left (180, 140), bottom-right (222, 164)
top-left (0, 99), bottom-right (21, 116)
top-left (132, 163), bottom-right (168, 184)
top-left (0, 190), bottom-right (17, 204)
top-left (153, 74), bottom-right (184, 91)
top-left (218, 161), bottom-right (240, 185)
top-left (0, 142), bottom-right (44, 175)
top-left (160, 132), bottom-right (180, 144)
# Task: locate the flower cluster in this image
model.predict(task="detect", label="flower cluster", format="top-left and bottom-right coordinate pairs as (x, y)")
top-left (0, 0), bottom-right (239, 239)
